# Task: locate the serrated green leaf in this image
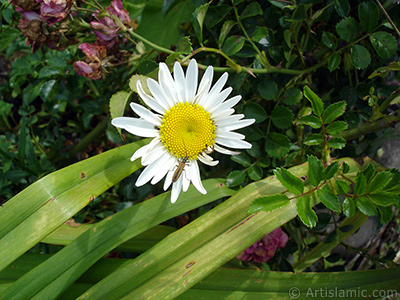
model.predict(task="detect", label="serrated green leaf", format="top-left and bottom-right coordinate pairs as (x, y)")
top-left (356, 196), bottom-right (377, 216)
top-left (297, 195), bottom-right (318, 228)
top-left (251, 27), bottom-right (272, 47)
top-left (226, 170), bottom-right (246, 187)
top-left (322, 101), bottom-right (346, 124)
top-left (370, 32), bottom-right (398, 60)
top-left (358, 1), bottom-right (379, 33)
top-left (303, 86), bottom-right (324, 116)
top-left (258, 156), bottom-right (270, 168)
top-left (273, 167), bottom-right (304, 195)
top-left (243, 102), bottom-right (267, 123)
top-left (354, 172), bottom-right (367, 196)
top-left (240, 2), bottom-right (262, 19)
top-left (367, 171), bottom-right (394, 193)
top-left (342, 161), bottom-right (350, 173)
top-left (247, 142), bottom-right (260, 158)
top-left (304, 133), bottom-right (324, 145)
top-left (247, 194), bottom-right (289, 214)
top-left (109, 91), bottom-right (131, 122)
top-left (317, 189), bottom-right (341, 212)
top-left (247, 164), bottom-right (263, 181)
top-left (343, 197), bottom-right (355, 217)
top-left (296, 115), bottom-right (322, 129)
top-left (378, 206), bottom-right (394, 224)
top-left (327, 137), bottom-right (346, 149)
top-left (231, 153), bottom-right (251, 167)
top-left (328, 53), bottom-right (341, 72)
top-left (367, 192), bottom-right (399, 207)
top-left (336, 17), bottom-right (357, 42)
top-left (259, 79), bottom-right (278, 100)
top-left (218, 20), bottom-right (236, 48)
top-left (39, 80), bottom-right (56, 101)
top-left (265, 133), bottom-right (291, 158)
top-left (336, 180), bottom-right (350, 195)
top-left (129, 74), bottom-right (151, 95)
top-left (322, 31), bottom-right (338, 49)
top-left (271, 106), bottom-right (294, 129)
top-left (38, 67), bottom-right (61, 78)
top-left (384, 169), bottom-right (400, 190)
top-left (351, 45), bottom-right (371, 69)
top-left (176, 36), bottom-right (193, 54)
top-left (192, 2), bottom-right (210, 45)
top-left (308, 155), bottom-right (324, 187)
top-left (326, 121), bottom-right (348, 135)
top-left (205, 4), bottom-right (232, 28)
top-left (324, 161), bottom-right (340, 180)
top-left (283, 88), bottom-right (303, 105)
top-left (334, 0), bottom-right (350, 17)
top-left (362, 164), bottom-right (375, 182)
top-left (222, 36), bottom-right (246, 56)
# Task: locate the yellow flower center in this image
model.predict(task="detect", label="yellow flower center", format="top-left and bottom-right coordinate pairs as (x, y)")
top-left (160, 103), bottom-right (216, 159)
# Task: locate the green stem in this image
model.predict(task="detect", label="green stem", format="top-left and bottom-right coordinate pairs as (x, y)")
top-left (126, 28), bottom-right (175, 55)
top-left (340, 109), bottom-right (400, 140)
top-left (375, 0), bottom-right (400, 39)
top-left (232, 4), bottom-right (270, 68)
top-left (69, 117), bottom-right (109, 157)
top-left (378, 89), bottom-right (400, 113)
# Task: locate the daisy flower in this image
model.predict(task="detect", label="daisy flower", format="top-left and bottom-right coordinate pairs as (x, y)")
top-left (112, 59), bottom-right (255, 203)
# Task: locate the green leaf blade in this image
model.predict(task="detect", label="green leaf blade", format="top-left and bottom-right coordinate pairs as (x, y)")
top-left (297, 195), bottom-right (318, 228)
top-left (303, 86), bottom-right (324, 116)
top-left (322, 101), bottom-right (346, 124)
top-left (317, 189), bottom-right (341, 212)
top-left (248, 194), bottom-right (290, 214)
top-left (308, 155), bottom-right (324, 187)
top-left (273, 168), bottom-right (304, 195)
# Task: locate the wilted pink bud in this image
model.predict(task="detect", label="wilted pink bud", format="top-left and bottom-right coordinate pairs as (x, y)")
top-left (236, 228), bottom-right (289, 263)
top-left (90, 0), bottom-right (131, 49)
top-left (107, 0), bottom-right (130, 26)
top-left (74, 43), bottom-right (107, 80)
top-left (40, 0), bottom-right (73, 25)
top-left (18, 11), bottom-right (47, 52)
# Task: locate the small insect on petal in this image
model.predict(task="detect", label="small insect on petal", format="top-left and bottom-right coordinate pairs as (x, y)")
top-left (172, 156), bottom-right (189, 182)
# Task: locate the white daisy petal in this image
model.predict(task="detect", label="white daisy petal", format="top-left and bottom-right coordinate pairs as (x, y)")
top-left (196, 66), bottom-right (214, 106)
top-left (217, 117), bottom-right (256, 131)
top-left (215, 114), bottom-right (245, 126)
top-left (182, 172), bottom-right (190, 192)
top-left (130, 103), bottom-right (162, 126)
top-left (139, 138), bottom-right (162, 164)
top-left (206, 87), bottom-right (233, 112)
top-left (185, 59), bottom-right (198, 103)
top-left (173, 62), bottom-right (185, 103)
top-left (135, 159), bottom-right (161, 186)
top-left (212, 108), bottom-right (235, 122)
top-left (159, 63), bottom-right (178, 104)
top-left (210, 95), bottom-right (242, 114)
top-left (171, 177), bottom-right (183, 203)
top-left (216, 130), bottom-right (245, 140)
top-left (137, 81), bottom-right (166, 114)
top-left (164, 169), bottom-right (174, 191)
top-left (202, 72), bottom-right (228, 108)
top-left (216, 137), bottom-right (253, 149)
top-left (141, 141), bottom-right (166, 165)
top-left (214, 144), bottom-right (241, 155)
top-left (130, 144), bottom-right (149, 162)
top-left (198, 152), bottom-right (219, 166)
top-left (111, 117), bottom-right (158, 137)
top-left (189, 160), bottom-right (207, 194)
top-left (151, 154), bottom-right (176, 185)
top-left (147, 78), bottom-right (174, 109)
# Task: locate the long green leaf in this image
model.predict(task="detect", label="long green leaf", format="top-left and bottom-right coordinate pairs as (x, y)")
top-left (0, 140), bottom-right (148, 272)
top-left (0, 179), bottom-right (234, 300)
top-left (78, 158), bottom-right (364, 300)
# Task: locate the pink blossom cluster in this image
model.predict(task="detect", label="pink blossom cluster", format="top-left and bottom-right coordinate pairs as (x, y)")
top-left (236, 228), bottom-right (289, 263)
top-left (74, 0), bottom-right (131, 80)
top-left (12, 0), bottom-right (73, 51)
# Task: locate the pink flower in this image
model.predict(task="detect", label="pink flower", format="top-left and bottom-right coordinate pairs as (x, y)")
top-left (74, 43), bottom-right (107, 80)
top-left (90, 0), bottom-right (131, 49)
top-left (237, 228), bottom-right (289, 263)
top-left (39, 0), bottom-right (73, 25)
